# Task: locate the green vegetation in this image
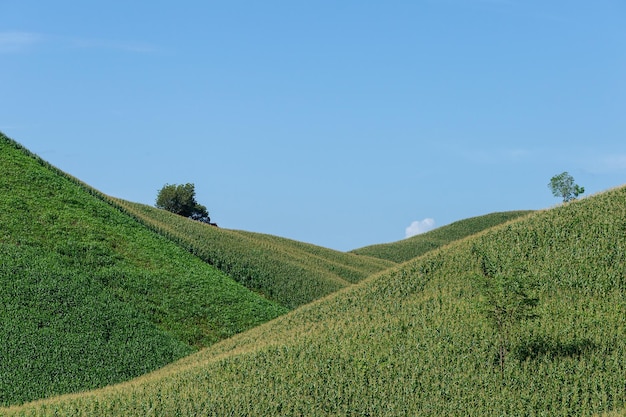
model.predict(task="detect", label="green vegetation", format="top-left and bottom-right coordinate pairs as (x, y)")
top-left (155, 182), bottom-right (210, 223)
top-left (5, 174), bottom-right (626, 415)
top-left (472, 247), bottom-right (539, 376)
top-left (351, 211), bottom-right (532, 263)
top-left (0, 133), bottom-right (286, 406)
top-left (549, 171), bottom-right (585, 202)
top-left (109, 199), bottom-right (394, 309)
top-left (3, 131), bottom-right (625, 415)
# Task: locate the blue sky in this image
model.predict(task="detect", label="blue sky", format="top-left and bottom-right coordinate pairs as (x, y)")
top-left (2, 1), bottom-right (624, 251)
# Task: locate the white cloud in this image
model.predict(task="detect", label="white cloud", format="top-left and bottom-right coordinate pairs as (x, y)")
top-left (582, 153), bottom-right (626, 174)
top-left (0, 31), bottom-right (43, 53)
top-left (405, 218), bottom-right (436, 238)
top-left (67, 37), bottom-right (156, 53)
top-left (599, 154), bottom-right (626, 172)
top-left (0, 31), bottom-right (155, 54)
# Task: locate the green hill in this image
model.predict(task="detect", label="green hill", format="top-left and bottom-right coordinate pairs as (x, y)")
top-left (0, 133), bottom-right (287, 406)
top-left (110, 199), bottom-right (394, 309)
top-left (351, 210), bottom-right (533, 263)
top-left (5, 178), bottom-right (626, 414)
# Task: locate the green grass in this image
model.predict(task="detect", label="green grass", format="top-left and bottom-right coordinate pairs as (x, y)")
top-left (110, 199), bottom-right (394, 309)
top-left (3, 130), bottom-right (626, 416)
top-left (0, 133), bottom-right (287, 406)
top-left (351, 210), bottom-right (533, 263)
top-left (5, 179), bottom-right (626, 415)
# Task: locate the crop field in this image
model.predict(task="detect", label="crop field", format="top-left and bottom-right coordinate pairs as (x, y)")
top-left (110, 199), bottom-right (394, 308)
top-left (0, 134), bottom-right (286, 406)
top-left (352, 210), bottom-right (533, 263)
top-left (4, 168), bottom-right (626, 416)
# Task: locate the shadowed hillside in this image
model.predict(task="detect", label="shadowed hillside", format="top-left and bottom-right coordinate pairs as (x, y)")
top-left (351, 211), bottom-right (533, 263)
top-left (5, 179), bottom-right (625, 415)
top-left (0, 133), bottom-right (286, 406)
top-left (110, 199), bottom-right (394, 309)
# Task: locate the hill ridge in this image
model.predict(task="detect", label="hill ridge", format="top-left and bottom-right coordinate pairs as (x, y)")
top-left (109, 198), bottom-right (394, 308)
top-left (5, 183), bottom-right (625, 415)
top-left (0, 132), bottom-right (287, 406)
top-left (351, 210), bottom-right (533, 263)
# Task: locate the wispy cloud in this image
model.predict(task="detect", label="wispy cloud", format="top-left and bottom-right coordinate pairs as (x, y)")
top-left (586, 154), bottom-right (626, 174)
top-left (0, 31), bottom-right (155, 54)
top-left (0, 31), bottom-right (43, 53)
top-left (474, 0), bottom-right (518, 5)
top-left (66, 37), bottom-right (156, 53)
top-left (405, 218), bottom-right (436, 238)
top-left (460, 147), bottom-right (532, 164)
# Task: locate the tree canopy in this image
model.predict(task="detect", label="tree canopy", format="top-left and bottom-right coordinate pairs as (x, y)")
top-left (548, 172), bottom-right (584, 203)
top-left (155, 183), bottom-right (211, 223)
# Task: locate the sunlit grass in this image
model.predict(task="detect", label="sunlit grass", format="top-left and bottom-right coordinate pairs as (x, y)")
top-left (110, 199), bottom-right (394, 308)
top-left (0, 133), bottom-right (286, 406)
top-left (5, 178), bottom-right (626, 415)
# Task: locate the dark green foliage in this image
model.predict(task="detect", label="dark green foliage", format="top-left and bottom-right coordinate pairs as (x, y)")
top-left (513, 335), bottom-right (596, 361)
top-left (549, 171), bottom-right (585, 202)
top-left (0, 245), bottom-right (192, 406)
top-left (472, 247), bottom-right (539, 375)
top-left (0, 133), bottom-right (286, 406)
top-left (155, 183), bottom-right (210, 221)
top-left (351, 211), bottom-right (533, 263)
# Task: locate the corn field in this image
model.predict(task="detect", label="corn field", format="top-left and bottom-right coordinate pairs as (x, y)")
top-left (5, 174), bottom-right (626, 415)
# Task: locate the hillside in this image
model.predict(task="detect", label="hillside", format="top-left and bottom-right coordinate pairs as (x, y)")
top-left (0, 134), bottom-right (287, 406)
top-left (351, 210), bottom-right (533, 263)
top-left (5, 182), bottom-right (625, 414)
top-left (110, 199), bottom-right (394, 309)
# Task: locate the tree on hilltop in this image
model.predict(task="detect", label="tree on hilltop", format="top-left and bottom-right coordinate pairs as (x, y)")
top-left (548, 172), bottom-right (584, 203)
top-left (156, 183), bottom-right (211, 223)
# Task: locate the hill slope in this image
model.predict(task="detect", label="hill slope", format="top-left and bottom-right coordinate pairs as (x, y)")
top-left (5, 183), bottom-right (625, 415)
top-left (0, 133), bottom-right (286, 406)
top-left (351, 210), bottom-right (533, 263)
top-left (111, 199), bottom-right (394, 308)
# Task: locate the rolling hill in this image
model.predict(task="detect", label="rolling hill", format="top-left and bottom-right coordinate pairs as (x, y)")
top-left (351, 210), bottom-right (533, 263)
top-left (4, 149), bottom-right (625, 416)
top-left (0, 133), bottom-right (287, 406)
top-left (109, 198), bottom-right (394, 309)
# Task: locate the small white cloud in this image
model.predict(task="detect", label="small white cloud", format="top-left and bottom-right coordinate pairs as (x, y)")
top-left (405, 218), bottom-right (436, 238)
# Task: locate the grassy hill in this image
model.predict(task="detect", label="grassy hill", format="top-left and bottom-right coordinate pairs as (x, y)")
top-left (4, 180), bottom-right (625, 414)
top-left (110, 199), bottom-right (394, 309)
top-left (0, 133), bottom-right (287, 406)
top-left (351, 210), bottom-right (533, 263)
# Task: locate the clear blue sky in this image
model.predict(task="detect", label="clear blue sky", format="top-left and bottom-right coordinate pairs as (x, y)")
top-left (2, 1), bottom-right (624, 251)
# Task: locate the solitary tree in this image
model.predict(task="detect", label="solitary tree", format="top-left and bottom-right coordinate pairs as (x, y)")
top-left (156, 183), bottom-right (211, 223)
top-left (472, 248), bottom-right (539, 377)
top-left (548, 172), bottom-right (584, 202)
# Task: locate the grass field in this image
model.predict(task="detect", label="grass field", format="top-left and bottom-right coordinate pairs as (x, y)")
top-left (110, 198), bottom-right (394, 308)
top-left (3, 131), bottom-right (625, 416)
top-left (4, 157), bottom-right (625, 415)
top-left (0, 133), bottom-right (286, 406)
